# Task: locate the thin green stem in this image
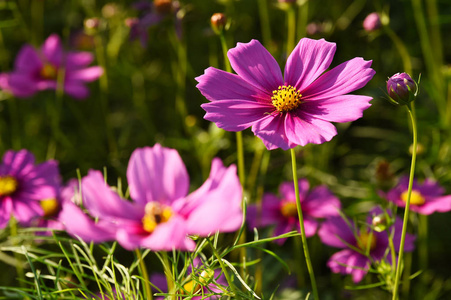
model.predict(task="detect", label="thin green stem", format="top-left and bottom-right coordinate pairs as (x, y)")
top-left (9, 218), bottom-right (25, 289)
top-left (207, 238), bottom-right (239, 299)
top-left (418, 214), bottom-right (428, 271)
top-left (290, 148), bottom-right (319, 299)
top-left (257, 0), bottom-right (272, 51)
top-left (219, 32), bottom-right (232, 73)
top-left (383, 26), bottom-right (412, 75)
top-left (297, 0), bottom-right (309, 40)
top-left (135, 249), bottom-right (152, 300)
top-left (392, 103), bottom-right (418, 300)
top-left (286, 6), bottom-right (296, 55)
top-left (161, 252), bottom-right (175, 300)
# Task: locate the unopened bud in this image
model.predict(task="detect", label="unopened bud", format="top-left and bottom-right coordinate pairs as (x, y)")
top-left (84, 18), bottom-right (100, 35)
top-left (386, 73), bottom-right (417, 106)
top-left (199, 269), bottom-right (215, 285)
top-left (211, 13), bottom-right (227, 33)
top-left (372, 214), bottom-right (388, 232)
top-left (363, 13), bottom-right (382, 32)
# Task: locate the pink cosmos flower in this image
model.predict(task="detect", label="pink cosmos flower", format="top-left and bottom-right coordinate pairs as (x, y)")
top-left (318, 207), bottom-right (416, 283)
top-left (0, 150), bottom-right (60, 229)
top-left (60, 144), bottom-right (242, 251)
top-left (196, 38), bottom-right (375, 150)
top-left (384, 176), bottom-right (451, 215)
top-left (0, 34), bottom-right (103, 99)
top-left (247, 179), bottom-right (341, 244)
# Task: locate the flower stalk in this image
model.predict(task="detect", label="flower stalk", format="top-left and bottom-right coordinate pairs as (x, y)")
top-left (290, 148), bottom-right (319, 299)
top-left (392, 102), bottom-right (418, 300)
top-left (135, 249), bottom-right (153, 300)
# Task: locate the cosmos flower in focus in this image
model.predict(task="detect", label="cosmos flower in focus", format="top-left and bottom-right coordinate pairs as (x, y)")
top-left (318, 207), bottom-right (416, 283)
top-left (384, 176), bottom-right (451, 215)
top-left (0, 150), bottom-right (60, 229)
top-left (60, 144), bottom-right (242, 251)
top-left (0, 34), bottom-right (103, 99)
top-left (196, 38), bottom-right (375, 150)
top-left (247, 179), bottom-right (341, 244)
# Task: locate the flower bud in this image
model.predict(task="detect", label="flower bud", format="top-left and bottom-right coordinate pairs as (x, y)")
top-left (154, 0), bottom-right (173, 14)
top-left (363, 13), bottom-right (382, 32)
top-left (210, 13), bottom-right (227, 33)
top-left (386, 73), bottom-right (417, 106)
top-left (371, 214), bottom-right (388, 232)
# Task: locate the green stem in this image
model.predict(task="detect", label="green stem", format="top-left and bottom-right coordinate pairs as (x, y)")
top-left (207, 238), bottom-right (239, 299)
top-left (135, 249), bottom-right (152, 300)
top-left (257, 0), bottom-right (272, 51)
top-left (290, 148), bottom-right (319, 299)
top-left (286, 6), bottom-right (296, 54)
top-left (418, 214), bottom-right (428, 271)
top-left (392, 103), bottom-right (418, 300)
top-left (296, 0), bottom-right (309, 40)
top-left (161, 252), bottom-right (175, 300)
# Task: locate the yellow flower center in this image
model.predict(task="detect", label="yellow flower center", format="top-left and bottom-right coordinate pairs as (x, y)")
top-left (357, 230), bottom-right (377, 251)
top-left (40, 198), bottom-right (60, 218)
top-left (280, 201), bottom-right (298, 218)
top-left (0, 175), bottom-right (18, 196)
top-left (142, 202), bottom-right (173, 233)
top-left (40, 63), bottom-right (58, 80)
top-left (401, 190), bottom-right (425, 205)
top-left (271, 85), bottom-right (302, 113)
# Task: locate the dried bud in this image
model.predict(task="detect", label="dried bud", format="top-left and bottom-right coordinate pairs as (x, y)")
top-left (154, 0), bottom-right (172, 14)
top-left (374, 159), bottom-right (395, 191)
top-left (124, 17), bottom-right (139, 28)
top-left (363, 13), bottom-right (382, 32)
top-left (211, 13), bottom-right (227, 33)
top-left (386, 73), bottom-right (417, 106)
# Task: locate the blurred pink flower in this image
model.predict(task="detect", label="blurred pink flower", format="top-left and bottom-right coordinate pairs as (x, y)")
top-left (60, 144), bottom-right (242, 251)
top-left (384, 176), bottom-right (451, 215)
top-left (247, 179), bottom-right (341, 244)
top-left (318, 207), bottom-right (416, 283)
top-left (363, 13), bottom-right (382, 32)
top-left (197, 38), bottom-right (375, 150)
top-left (0, 150), bottom-right (60, 229)
top-left (0, 34), bottom-right (103, 99)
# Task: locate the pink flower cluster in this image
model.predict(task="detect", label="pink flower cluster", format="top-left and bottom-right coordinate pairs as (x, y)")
top-left (0, 34), bottom-right (103, 99)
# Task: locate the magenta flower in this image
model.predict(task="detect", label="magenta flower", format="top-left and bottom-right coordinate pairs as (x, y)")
top-left (0, 34), bottom-right (103, 99)
top-left (196, 38), bottom-right (375, 150)
top-left (247, 179), bottom-right (341, 244)
top-left (318, 208), bottom-right (416, 283)
top-left (0, 150), bottom-right (60, 229)
top-left (384, 176), bottom-right (451, 215)
top-left (363, 13), bottom-right (382, 32)
top-left (60, 144), bottom-right (242, 251)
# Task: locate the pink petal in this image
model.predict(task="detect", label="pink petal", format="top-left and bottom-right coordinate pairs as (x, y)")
top-left (63, 82), bottom-right (90, 99)
top-left (66, 66), bottom-right (103, 82)
top-left (0, 197), bottom-right (13, 229)
top-left (82, 170), bottom-right (143, 220)
top-left (318, 216), bottom-right (356, 248)
top-left (279, 179), bottom-right (310, 202)
top-left (247, 193), bottom-right (283, 229)
top-left (14, 45), bottom-right (42, 72)
top-left (228, 39), bottom-right (283, 93)
top-left (6, 73), bottom-right (39, 97)
top-left (301, 95), bottom-right (372, 123)
top-left (284, 38), bottom-right (336, 92)
top-left (139, 216), bottom-right (196, 251)
top-left (42, 34), bottom-right (63, 66)
top-left (195, 67), bottom-right (270, 102)
top-left (59, 201), bottom-right (116, 243)
top-left (65, 52), bottom-right (94, 69)
top-left (284, 111), bottom-right (337, 146)
top-left (302, 57), bottom-right (375, 100)
top-left (327, 249), bottom-right (369, 283)
top-left (201, 100), bottom-right (272, 132)
top-left (1, 150), bottom-right (35, 176)
top-left (127, 145), bottom-right (189, 206)
top-left (303, 185), bottom-right (341, 218)
top-left (184, 159), bottom-right (242, 235)
top-left (12, 199), bottom-right (43, 223)
top-left (414, 195), bottom-right (451, 215)
top-left (252, 114), bottom-right (295, 150)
